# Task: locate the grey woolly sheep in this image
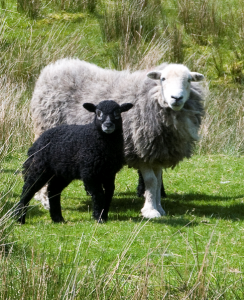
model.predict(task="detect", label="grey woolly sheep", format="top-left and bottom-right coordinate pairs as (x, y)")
top-left (31, 58), bottom-right (205, 218)
top-left (15, 100), bottom-right (133, 224)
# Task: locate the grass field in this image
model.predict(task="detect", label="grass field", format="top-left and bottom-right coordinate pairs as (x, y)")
top-left (1, 153), bottom-right (244, 298)
top-left (1, 0), bottom-right (244, 299)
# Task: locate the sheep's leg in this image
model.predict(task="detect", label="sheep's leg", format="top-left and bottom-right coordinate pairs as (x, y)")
top-left (102, 174), bottom-right (116, 221)
top-left (48, 177), bottom-right (70, 223)
top-left (34, 185), bottom-right (50, 210)
top-left (140, 166), bottom-right (161, 218)
top-left (83, 179), bottom-right (106, 222)
top-left (154, 168), bottom-right (166, 216)
top-left (33, 133), bottom-right (50, 210)
top-left (15, 175), bottom-right (48, 224)
top-left (161, 170), bottom-right (167, 198)
top-left (137, 170), bottom-right (167, 198)
top-left (137, 170), bottom-right (145, 197)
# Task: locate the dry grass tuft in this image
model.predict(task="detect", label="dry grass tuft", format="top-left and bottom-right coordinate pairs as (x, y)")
top-left (198, 87), bottom-right (244, 155)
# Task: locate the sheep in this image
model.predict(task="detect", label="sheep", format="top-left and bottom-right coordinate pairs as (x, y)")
top-left (31, 58), bottom-right (205, 219)
top-left (15, 100), bottom-right (133, 224)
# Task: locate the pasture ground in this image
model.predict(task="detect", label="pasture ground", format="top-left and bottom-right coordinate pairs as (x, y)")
top-left (1, 153), bottom-right (244, 298)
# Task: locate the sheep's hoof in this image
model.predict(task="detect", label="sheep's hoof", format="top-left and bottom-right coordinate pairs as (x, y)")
top-left (161, 190), bottom-right (167, 198)
top-left (141, 208), bottom-right (161, 219)
top-left (157, 205), bottom-right (166, 216)
top-left (137, 188), bottom-right (144, 198)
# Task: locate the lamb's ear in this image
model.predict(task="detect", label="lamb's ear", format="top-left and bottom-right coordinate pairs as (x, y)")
top-left (120, 103), bottom-right (133, 113)
top-left (83, 103), bottom-right (96, 112)
top-left (190, 72), bottom-right (204, 82)
top-left (147, 71), bottom-right (161, 80)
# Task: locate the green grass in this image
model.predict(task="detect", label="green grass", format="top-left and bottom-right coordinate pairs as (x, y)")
top-left (1, 153), bottom-right (244, 298)
top-left (1, 0), bottom-right (244, 298)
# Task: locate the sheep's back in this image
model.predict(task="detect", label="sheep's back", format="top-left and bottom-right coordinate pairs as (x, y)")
top-left (31, 59), bottom-right (204, 169)
top-left (31, 59), bottom-right (146, 136)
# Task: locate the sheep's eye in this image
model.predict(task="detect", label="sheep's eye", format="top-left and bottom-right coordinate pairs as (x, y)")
top-left (96, 110), bottom-right (103, 120)
top-left (188, 78), bottom-right (192, 83)
top-left (114, 109), bottom-right (121, 119)
top-left (161, 77), bottom-right (165, 82)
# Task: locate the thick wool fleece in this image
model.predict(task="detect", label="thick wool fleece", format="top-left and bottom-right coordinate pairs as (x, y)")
top-left (16, 100), bottom-right (129, 224)
top-left (31, 59), bottom-right (204, 169)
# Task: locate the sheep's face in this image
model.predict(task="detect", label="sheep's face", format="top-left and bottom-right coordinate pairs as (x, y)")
top-left (83, 100), bottom-right (133, 134)
top-left (147, 64), bottom-right (204, 111)
top-left (97, 109), bottom-right (118, 134)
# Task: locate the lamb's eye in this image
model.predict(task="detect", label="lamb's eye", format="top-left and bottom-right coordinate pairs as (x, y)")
top-left (161, 77), bottom-right (165, 82)
top-left (96, 110), bottom-right (103, 120)
top-left (114, 109), bottom-right (121, 119)
top-left (188, 78), bottom-right (192, 83)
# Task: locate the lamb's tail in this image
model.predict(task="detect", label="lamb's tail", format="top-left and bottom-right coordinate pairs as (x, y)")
top-left (23, 142), bottom-right (50, 176)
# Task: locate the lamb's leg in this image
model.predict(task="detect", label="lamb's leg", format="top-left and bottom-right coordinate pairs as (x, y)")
top-left (48, 177), bottom-right (70, 223)
top-left (83, 179), bottom-right (106, 222)
top-left (154, 168), bottom-right (166, 216)
top-left (15, 175), bottom-right (48, 224)
top-left (34, 185), bottom-right (50, 210)
top-left (137, 170), bottom-right (167, 198)
top-left (140, 166), bottom-right (161, 218)
top-left (102, 174), bottom-right (116, 221)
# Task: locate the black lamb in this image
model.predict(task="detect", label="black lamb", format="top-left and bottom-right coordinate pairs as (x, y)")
top-left (15, 100), bottom-right (133, 224)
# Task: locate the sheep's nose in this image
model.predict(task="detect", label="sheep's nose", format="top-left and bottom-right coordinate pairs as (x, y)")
top-left (104, 121), bottom-right (113, 128)
top-left (171, 95), bottom-right (183, 101)
top-left (103, 115), bottom-right (114, 128)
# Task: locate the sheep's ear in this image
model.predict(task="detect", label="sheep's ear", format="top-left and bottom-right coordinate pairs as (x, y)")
top-left (83, 103), bottom-right (96, 112)
top-left (147, 71), bottom-right (161, 80)
top-left (120, 103), bottom-right (133, 113)
top-left (190, 72), bottom-right (204, 82)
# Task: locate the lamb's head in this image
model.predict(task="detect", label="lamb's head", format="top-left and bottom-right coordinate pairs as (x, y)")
top-left (83, 100), bottom-right (133, 134)
top-left (147, 64), bottom-right (204, 111)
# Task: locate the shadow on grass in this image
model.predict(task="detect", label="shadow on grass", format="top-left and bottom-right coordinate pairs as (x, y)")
top-left (7, 190), bottom-right (244, 225)
top-left (64, 191), bottom-right (244, 222)
top-left (164, 192), bottom-right (244, 220)
top-left (168, 192), bottom-right (244, 202)
top-left (117, 191), bottom-right (244, 201)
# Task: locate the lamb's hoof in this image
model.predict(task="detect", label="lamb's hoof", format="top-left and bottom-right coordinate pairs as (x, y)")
top-left (52, 216), bottom-right (65, 223)
top-left (17, 215), bottom-right (26, 224)
top-left (14, 203), bottom-right (26, 224)
top-left (17, 217), bottom-right (26, 224)
top-left (97, 218), bottom-right (105, 224)
top-left (96, 215), bottom-right (107, 223)
top-left (141, 208), bottom-right (161, 219)
top-left (157, 205), bottom-right (166, 216)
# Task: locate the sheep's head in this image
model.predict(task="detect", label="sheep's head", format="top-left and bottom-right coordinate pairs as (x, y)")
top-left (83, 100), bottom-right (133, 134)
top-left (147, 64), bottom-right (204, 111)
